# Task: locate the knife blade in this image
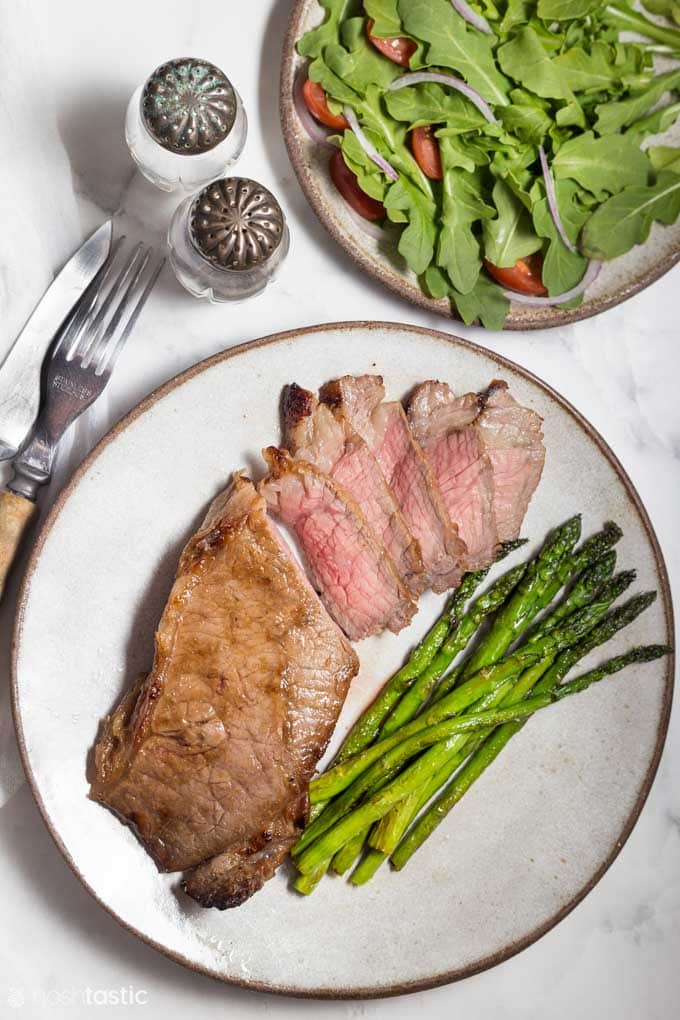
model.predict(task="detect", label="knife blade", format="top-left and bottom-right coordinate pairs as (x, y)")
top-left (0, 219), bottom-right (113, 461)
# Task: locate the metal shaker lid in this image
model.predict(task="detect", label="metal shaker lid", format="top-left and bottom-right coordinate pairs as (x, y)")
top-left (190, 178), bottom-right (286, 271)
top-left (141, 58), bottom-right (237, 155)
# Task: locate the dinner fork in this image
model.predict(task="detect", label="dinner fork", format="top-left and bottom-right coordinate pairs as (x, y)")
top-left (0, 238), bottom-right (165, 598)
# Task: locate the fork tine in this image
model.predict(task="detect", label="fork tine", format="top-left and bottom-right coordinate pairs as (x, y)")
top-left (55, 235), bottom-right (126, 360)
top-left (75, 241), bottom-right (144, 365)
top-left (85, 247), bottom-right (151, 371)
top-left (96, 256), bottom-right (165, 377)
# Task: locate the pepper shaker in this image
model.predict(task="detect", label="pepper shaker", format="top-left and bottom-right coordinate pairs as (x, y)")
top-left (125, 58), bottom-right (247, 192)
top-left (168, 178), bottom-right (290, 301)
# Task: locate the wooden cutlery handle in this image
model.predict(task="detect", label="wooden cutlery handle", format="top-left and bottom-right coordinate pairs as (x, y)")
top-left (0, 491), bottom-right (37, 600)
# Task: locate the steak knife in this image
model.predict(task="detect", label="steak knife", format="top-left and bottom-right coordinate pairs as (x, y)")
top-left (0, 219), bottom-right (113, 462)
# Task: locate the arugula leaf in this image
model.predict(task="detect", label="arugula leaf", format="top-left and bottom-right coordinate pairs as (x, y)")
top-left (451, 274), bottom-right (511, 330)
top-left (581, 171), bottom-right (680, 257)
top-left (384, 178), bottom-right (438, 274)
top-left (555, 98), bottom-right (586, 128)
top-left (328, 21), bottom-right (401, 92)
top-left (298, 0), bottom-right (359, 58)
top-left (438, 143), bottom-right (495, 293)
top-left (498, 89), bottom-right (553, 144)
top-left (363, 0), bottom-right (403, 35)
top-left (500, 0), bottom-right (533, 33)
top-left (423, 266), bottom-right (451, 300)
top-left (552, 132), bottom-right (650, 197)
top-left (398, 0), bottom-right (511, 106)
top-left (339, 132), bottom-right (389, 201)
top-left (498, 27), bottom-right (575, 100)
top-left (384, 83), bottom-right (487, 132)
top-left (482, 178), bottom-right (543, 266)
top-left (553, 41), bottom-right (648, 93)
top-left (625, 100), bottom-right (680, 141)
top-left (308, 56), bottom-right (360, 104)
top-left (595, 67), bottom-right (680, 134)
top-left (537, 0), bottom-right (600, 17)
top-left (647, 146), bottom-right (680, 174)
top-left (532, 180), bottom-right (590, 295)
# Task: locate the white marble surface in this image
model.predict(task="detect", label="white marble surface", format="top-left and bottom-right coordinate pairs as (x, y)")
top-left (0, 0), bottom-right (678, 1015)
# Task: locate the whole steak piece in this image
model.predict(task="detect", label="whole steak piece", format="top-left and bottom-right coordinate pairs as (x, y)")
top-left (90, 474), bottom-right (358, 909)
top-left (282, 383), bottom-right (424, 596)
top-left (260, 447), bottom-right (417, 640)
top-left (407, 381), bottom-right (499, 571)
top-left (320, 375), bottom-right (467, 593)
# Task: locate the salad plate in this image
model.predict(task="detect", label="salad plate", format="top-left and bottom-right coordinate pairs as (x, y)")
top-left (280, 1), bottom-right (680, 330)
top-left (12, 322), bottom-right (673, 997)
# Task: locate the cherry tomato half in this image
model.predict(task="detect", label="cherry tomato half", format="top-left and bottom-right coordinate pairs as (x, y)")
top-left (411, 126), bottom-right (443, 181)
top-left (329, 149), bottom-right (386, 222)
top-left (302, 78), bottom-right (349, 130)
top-left (366, 17), bottom-right (417, 67)
top-left (484, 254), bottom-right (548, 296)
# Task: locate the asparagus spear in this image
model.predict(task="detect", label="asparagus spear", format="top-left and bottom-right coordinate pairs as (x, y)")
top-left (465, 519), bottom-right (623, 674)
top-left (351, 847), bottom-right (388, 885)
top-left (368, 658), bottom-right (554, 856)
top-left (307, 590), bottom-right (619, 806)
top-left (302, 571), bottom-right (635, 867)
top-left (433, 544), bottom-right (622, 704)
top-left (391, 595), bottom-right (663, 868)
top-left (294, 863), bottom-right (328, 895)
top-left (330, 830), bottom-right (369, 875)
top-left (379, 562), bottom-right (528, 738)
top-left (462, 515), bottom-right (583, 674)
top-left (296, 638), bottom-right (667, 876)
top-left (367, 558), bottom-right (621, 858)
top-left (392, 643), bottom-right (669, 870)
top-left (370, 577), bottom-right (640, 859)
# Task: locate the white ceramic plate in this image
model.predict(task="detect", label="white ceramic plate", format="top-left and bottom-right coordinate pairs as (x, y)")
top-left (280, 3), bottom-right (680, 330)
top-left (12, 323), bottom-right (673, 998)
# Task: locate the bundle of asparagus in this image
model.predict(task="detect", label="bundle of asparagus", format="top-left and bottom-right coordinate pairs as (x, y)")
top-left (292, 517), bottom-right (670, 892)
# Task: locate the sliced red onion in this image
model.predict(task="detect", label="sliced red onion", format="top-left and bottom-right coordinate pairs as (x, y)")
top-left (539, 145), bottom-right (577, 254)
top-left (293, 68), bottom-right (333, 146)
top-left (450, 0), bottom-right (493, 34)
top-left (503, 260), bottom-right (602, 306)
top-left (343, 106), bottom-right (399, 181)
top-left (387, 72), bottom-right (497, 124)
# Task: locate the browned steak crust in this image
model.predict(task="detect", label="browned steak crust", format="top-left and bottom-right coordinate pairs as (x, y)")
top-left (91, 474), bottom-right (358, 908)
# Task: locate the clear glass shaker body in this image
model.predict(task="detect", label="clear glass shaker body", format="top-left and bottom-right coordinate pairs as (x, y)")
top-left (168, 179), bottom-right (290, 302)
top-left (125, 59), bottom-right (247, 193)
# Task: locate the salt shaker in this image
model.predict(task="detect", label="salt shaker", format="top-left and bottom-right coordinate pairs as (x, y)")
top-left (168, 177), bottom-right (290, 301)
top-left (125, 58), bottom-right (247, 192)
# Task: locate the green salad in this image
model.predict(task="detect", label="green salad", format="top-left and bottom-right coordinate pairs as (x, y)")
top-left (296, 0), bottom-right (680, 328)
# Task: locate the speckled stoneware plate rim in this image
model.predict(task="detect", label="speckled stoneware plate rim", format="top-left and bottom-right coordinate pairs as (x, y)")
top-left (11, 321), bottom-right (674, 999)
top-left (280, 4), bottom-right (680, 331)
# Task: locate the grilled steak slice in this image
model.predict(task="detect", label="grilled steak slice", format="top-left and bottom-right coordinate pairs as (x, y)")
top-left (282, 383), bottom-right (424, 596)
top-left (320, 375), bottom-right (467, 593)
top-left (260, 447), bottom-right (417, 640)
top-left (408, 381), bottom-right (499, 571)
top-left (91, 474), bottom-right (358, 909)
top-left (477, 380), bottom-right (545, 542)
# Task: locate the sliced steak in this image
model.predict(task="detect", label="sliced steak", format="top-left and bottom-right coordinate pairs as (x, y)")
top-left (282, 383), bottom-right (424, 596)
top-left (91, 474), bottom-right (358, 909)
top-left (320, 375), bottom-right (467, 593)
top-left (260, 447), bottom-right (417, 639)
top-left (408, 381), bottom-right (499, 571)
top-left (477, 380), bottom-right (545, 542)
